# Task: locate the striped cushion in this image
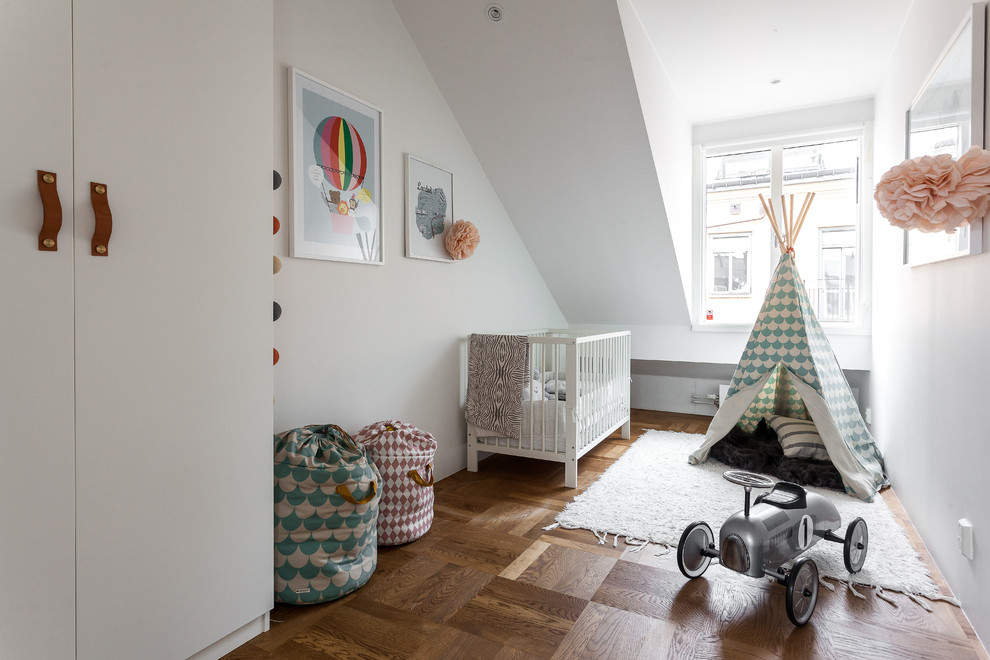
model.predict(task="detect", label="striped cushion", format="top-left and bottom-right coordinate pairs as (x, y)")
top-left (766, 415), bottom-right (829, 461)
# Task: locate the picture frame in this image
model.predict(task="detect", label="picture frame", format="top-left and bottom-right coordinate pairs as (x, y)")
top-left (405, 154), bottom-right (454, 262)
top-left (903, 2), bottom-right (986, 266)
top-left (289, 67), bottom-right (383, 264)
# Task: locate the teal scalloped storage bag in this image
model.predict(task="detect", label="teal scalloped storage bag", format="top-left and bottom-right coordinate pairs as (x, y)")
top-left (273, 424), bottom-right (381, 604)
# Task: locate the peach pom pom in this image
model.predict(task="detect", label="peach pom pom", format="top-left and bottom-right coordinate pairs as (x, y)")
top-left (445, 219), bottom-right (480, 260)
top-left (875, 146), bottom-right (990, 234)
top-left (953, 147), bottom-right (990, 227)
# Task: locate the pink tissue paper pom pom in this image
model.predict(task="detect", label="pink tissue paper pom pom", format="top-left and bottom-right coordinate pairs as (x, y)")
top-left (953, 146), bottom-right (990, 226)
top-left (874, 146), bottom-right (990, 234)
top-left (445, 220), bottom-right (480, 260)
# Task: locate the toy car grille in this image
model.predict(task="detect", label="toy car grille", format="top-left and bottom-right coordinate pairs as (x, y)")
top-left (720, 534), bottom-right (750, 574)
top-left (763, 511), bottom-right (790, 530)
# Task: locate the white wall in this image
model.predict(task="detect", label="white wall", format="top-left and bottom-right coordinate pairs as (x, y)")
top-left (872, 0), bottom-right (990, 645)
top-left (273, 0), bottom-right (565, 480)
top-left (617, 0), bottom-right (695, 316)
top-left (693, 98), bottom-right (875, 145)
top-left (630, 374), bottom-right (726, 416)
top-left (569, 322), bottom-right (872, 370)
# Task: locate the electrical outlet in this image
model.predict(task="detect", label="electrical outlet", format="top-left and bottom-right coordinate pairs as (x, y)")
top-left (958, 519), bottom-right (974, 560)
top-left (865, 408), bottom-right (872, 424)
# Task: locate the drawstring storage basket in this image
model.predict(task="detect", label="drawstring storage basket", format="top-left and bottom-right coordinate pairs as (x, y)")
top-left (273, 424), bottom-right (381, 604)
top-left (354, 420), bottom-right (436, 545)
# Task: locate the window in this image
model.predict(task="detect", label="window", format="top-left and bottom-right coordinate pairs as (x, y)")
top-left (817, 227), bottom-right (857, 322)
top-left (710, 233), bottom-right (751, 295)
top-left (699, 132), bottom-right (865, 327)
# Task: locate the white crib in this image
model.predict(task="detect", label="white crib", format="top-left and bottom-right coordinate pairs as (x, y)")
top-left (466, 330), bottom-right (631, 487)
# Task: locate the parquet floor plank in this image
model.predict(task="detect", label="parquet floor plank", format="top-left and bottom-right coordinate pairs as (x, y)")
top-left (551, 601), bottom-right (695, 660)
top-left (499, 540), bottom-right (552, 580)
top-left (515, 543), bottom-right (618, 600)
top-left (224, 409), bottom-right (989, 660)
top-left (354, 553), bottom-right (494, 624)
top-left (592, 558), bottom-right (723, 638)
top-left (278, 600), bottom-right (437, 659)
top-left (220, 641), bottom-right (276, 659)
top-left (469, 498), bottom-right (560, 536)
top-left (410, 519), bottom-right (537, 575)
top-left (444, 576), bottom-right (587, 657)
top-left (406, 626), bottom-right (542, 660)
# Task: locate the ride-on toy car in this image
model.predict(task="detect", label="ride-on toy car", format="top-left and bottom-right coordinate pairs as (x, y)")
top-left (676, 470), bottom-right (869, 626)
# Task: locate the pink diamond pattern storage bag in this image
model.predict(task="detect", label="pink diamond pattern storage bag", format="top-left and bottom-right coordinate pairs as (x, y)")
top-left (354, 420), bottom-right (436, 545)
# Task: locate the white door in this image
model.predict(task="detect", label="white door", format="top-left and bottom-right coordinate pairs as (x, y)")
top-left (0, 1), bottom-right (76, 657)
top-left (71, 2), bottom-right (273, 659)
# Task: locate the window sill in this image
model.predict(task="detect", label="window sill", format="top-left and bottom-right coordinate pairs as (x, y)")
top-left (691, 320), bottom-right (871, 336)
top-left (691, 323), bottom-right (751, 333)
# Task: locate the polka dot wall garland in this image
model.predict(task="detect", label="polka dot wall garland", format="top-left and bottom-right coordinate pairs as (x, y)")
top-left (273, 170), bottom-right (282, 369)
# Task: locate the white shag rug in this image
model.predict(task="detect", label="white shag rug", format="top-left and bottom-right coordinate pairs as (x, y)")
top-left (553, 430), bottom-right (957, 607)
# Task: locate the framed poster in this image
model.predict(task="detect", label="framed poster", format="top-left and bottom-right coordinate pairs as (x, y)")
top-left (405, 154), bottom-right (453, 262)
top-left (289, 67), bottom-right (383, 264)
top-left (904, 2), bottom-right (985, 266)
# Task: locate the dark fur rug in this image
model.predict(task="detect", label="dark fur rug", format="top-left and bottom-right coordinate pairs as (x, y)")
top-left (709, 419), bottom-right (845, 492)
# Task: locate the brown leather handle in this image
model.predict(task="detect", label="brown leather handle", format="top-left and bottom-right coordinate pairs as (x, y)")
top-left (37, 170), bottom-right (62, 251)
top-left (408, 464), bottom-right (434, 488)
top-left (335, 480), bottom-right (377, 505)
top-left (90, 182), bottom-right (112, 257)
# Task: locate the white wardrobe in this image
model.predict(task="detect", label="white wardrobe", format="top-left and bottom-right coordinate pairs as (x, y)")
top-left (1, 1), bottom-right (274, 658)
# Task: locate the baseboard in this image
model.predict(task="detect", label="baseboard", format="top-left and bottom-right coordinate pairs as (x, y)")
top-left (186, 611), bottom-right (270, 660)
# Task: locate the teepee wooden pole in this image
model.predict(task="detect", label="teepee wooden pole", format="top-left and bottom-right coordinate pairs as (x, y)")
top-left (759, 193), bottom-right (785, 253)
top-left (780, 195), bottom-right (794, 250)
top-left (790, 193), bottom-right (810, 248)
top-left (793, 192), bottom-right (816, 245)
top-left (789, 195), bottom-right (795, 238)
top-left (796, 192), bottom-right (812, 234)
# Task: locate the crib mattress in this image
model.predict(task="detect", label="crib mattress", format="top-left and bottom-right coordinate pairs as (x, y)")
top-left (473, 400), bottom-right (569, 452)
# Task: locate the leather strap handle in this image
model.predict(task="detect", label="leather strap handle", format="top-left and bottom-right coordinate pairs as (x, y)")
top-left (37, 170), bottom-right (62, 251)
top-left (335, 480), bottom-right (377, 505)
top-left (90, 182), bottom-right (112, 256)
top-left (408, 464), bottom-right (434, 488)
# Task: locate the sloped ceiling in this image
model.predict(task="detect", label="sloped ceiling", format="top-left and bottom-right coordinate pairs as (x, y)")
top-left (632, 0), bottom-right (913, 124)
top-left (393, 0), bottom-right (690, 325)
top-left (393, 0), bottom-right (912, 327)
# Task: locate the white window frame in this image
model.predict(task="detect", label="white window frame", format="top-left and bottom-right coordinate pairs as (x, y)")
top-left (692, 125), bottom-right (872, 334)
top-left (817, 226), bottom-right (858, 324)
top-left (708, 232), bottom-right (752, 297)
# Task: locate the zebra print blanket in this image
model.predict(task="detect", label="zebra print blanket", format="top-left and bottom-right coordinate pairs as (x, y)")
top-left (465, 334), bottom-right (528, 438)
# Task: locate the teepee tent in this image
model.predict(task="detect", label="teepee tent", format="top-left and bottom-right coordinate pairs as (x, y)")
top-left (689, 194), bottom-right (886, 502)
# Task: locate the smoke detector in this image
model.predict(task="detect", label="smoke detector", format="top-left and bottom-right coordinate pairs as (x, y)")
top-left (486, 4), bottom-right (503, 22)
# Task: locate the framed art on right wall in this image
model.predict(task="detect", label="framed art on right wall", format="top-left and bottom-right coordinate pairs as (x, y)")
top-left (904, 1), bottom-right (986, 266)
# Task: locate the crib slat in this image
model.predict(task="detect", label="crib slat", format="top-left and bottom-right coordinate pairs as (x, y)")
top-left (468, 330), bottom-right (629, 488)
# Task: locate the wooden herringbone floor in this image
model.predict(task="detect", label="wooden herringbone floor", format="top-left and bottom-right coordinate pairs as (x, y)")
top-left (226, 410), bottom-right (988, 659)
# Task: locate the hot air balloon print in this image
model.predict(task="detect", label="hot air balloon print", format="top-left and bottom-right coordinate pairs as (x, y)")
top-left (314, 116), bottom-right (367, 192)
top-left (291, 68), bottom-right (382, 263)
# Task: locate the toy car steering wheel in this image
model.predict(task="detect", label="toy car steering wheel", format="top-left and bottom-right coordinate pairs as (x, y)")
top-left (722, 470), bottom-right (775, 489)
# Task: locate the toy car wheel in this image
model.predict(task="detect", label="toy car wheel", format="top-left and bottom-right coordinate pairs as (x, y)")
top-left (843, 517), bottom-right (869, 573)
top-left (677, 521), bottom-right (714, 579)
top-left (785, 558), bottom-right (819, 626)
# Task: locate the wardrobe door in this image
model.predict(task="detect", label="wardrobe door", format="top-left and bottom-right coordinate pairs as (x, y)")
top-left (72, 2), bottom-right (273, 658)
top-left (0, 1), bottom-right (76, 658)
